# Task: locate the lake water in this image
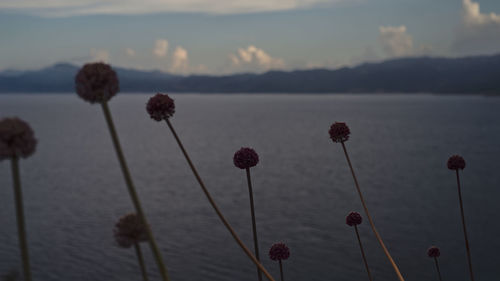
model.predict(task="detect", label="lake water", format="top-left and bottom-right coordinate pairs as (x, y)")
top-left (1, 93), bottom-right (500, 281)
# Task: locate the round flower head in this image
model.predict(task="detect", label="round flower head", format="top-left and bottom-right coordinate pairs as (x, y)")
top-left (329, 122), bottom-right (350, 143)
top-left (146, 93), bottom-right (175, 121)
top-left (113, 213), bottom-right (149, 248)
top-left (346, 211), bottom-right (362, 226)
top-left (447, 155), bottom-right (466, 170)
top-left (233, 147), bottom-right (259, 169)
top-left (0, 117), bottom-right (37, 161)
top-left (269, 242), bottom-right (290, 261)
top-left (75, 62), bottom-right (119, 104)
top-left (427, 246), bottom-right (440, 258)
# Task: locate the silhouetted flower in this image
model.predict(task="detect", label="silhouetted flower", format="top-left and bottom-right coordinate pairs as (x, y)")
top-left (447, 155), bottom-right (466, 170)
top-left (0, 118), bottom-right (37, 161)
top-left (114, 213), bottom-right (149, 248)
top-left (346, 211), bottom-right (363, 226)
top-left (146, 93), bottom-right (175, 121)
top-left (75, 62), bottom-right (119, 104)
top-left (427, 246), bottom-right (440, 258)
top-left (269, 243), bottom-right (290, 261)
top-left (233, 147), bottom-right (259, 169)
top-left (329, 122), bottom-right (350, 143)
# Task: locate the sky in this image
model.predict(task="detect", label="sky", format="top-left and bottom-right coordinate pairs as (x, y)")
top-left (0, 0), bottom-right (499, 75)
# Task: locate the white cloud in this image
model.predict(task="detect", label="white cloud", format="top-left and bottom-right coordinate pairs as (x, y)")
top-left (453, 0), bottom-right (500, 55)
top-left (89, 48), bottom-right (109, 62)
top-left (170, 46), bottom-right (189, 74)
top-left (463, 0), bottom-right (500, 26)
top-left (153, 39), bottom-right (169, 57)
top-left (230, 45), bottom-right (285, 72)
top-left (0, 0), bottom-right (341, 17)
top-left (125, 48), bottom-right (135, 57)
top-left (378, 25), bottom-right (414, 57)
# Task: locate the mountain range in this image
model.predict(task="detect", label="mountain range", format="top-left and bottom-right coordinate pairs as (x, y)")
top-left (1, 54), bottom-right (499, 94)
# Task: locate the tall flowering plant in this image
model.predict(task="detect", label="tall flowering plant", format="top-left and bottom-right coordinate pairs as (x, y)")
top-left (0, 117), bottom-right (37, 281)
top-left (75, 63), bottom-right (171, 281)
top-left (146, 93), bottom-right (276, 281)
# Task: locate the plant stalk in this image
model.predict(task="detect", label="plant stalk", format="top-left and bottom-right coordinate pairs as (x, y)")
top-left (354, 225), bottom-right (373, 281)
top-left (165, 119), bottom-right (275, 281)
top-left (455, 170), bottom-right (474, 281)
top-left (135, 243), bottom-right (150, 281)
top-left (434, 257), bottom-right (443, 281)
top-left (101, 102), bottom-right (170, 281)
top-left (11, 156), bottom-right (32, 281)
top-left (278, 260), bottom-right (284, 281)
top-left (340, 142), bottom-right (404, 281)
top-left (246, 168), bottom-right (263, 281)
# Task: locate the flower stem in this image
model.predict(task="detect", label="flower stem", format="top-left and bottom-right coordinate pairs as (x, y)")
top-left (278, 260), bottom-right (284, 281)
top-left (246, 168), bottom-right (263, 281)
top-left (101, 102), bottom-right (170, 281)
top-left (434, 257), bottom-right (443, 281)
top-left (455, 170), bottom-right (474, 281)
top-left (340, 142), bottom-right (405, 281)
top-left (11, 156), bottom-right (32, 281)
top-left (354, 225), bottom-right (373, 281)
top-left (135, 243), bottom-right (150, 281)
top-left (164, 119), bottom-right (276, 281)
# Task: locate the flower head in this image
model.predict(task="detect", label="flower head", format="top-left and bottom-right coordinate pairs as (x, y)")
top-left (113, 213), bottom-right (149, 248)
top-left (146, 93), bottom-right (176, 121)
top-left (346, 211), bottom-right (362, 226)
top-left (269, 242), bottom-right (290, 261)
top-left (0, 117), bottom-right (37, 161)
top-left (329, 122), bottom-right (350, 143)
top-left (427, 246), bottom-right (440, 258)
top-left (447, 155), bottom-right (466, 170)
top-left (233, 147), bottom-right (259, 169)
top-left (75, 62), bottom-right (119, 104)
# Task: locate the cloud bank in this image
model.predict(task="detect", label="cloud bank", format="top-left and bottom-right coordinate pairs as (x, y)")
top-left (229, 45), bottom-right (285, 72)
top-left (378, 25), bottom-right (413, 57)
top-left (0, 0), bottom-right (338, 16)
top-left (454, 0), bottom-right (500, 55)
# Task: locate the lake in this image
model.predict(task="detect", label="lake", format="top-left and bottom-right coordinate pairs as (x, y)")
top-left (1, 93), bottom-right (500, 281)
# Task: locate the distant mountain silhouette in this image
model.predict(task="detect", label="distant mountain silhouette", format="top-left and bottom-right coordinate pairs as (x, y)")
top-left (1, 54), bottom-right (499, 94)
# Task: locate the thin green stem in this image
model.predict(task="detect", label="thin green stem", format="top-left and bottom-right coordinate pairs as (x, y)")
top-left (11, 156), bottom-right (32, 281)
top-left (278, 260), bottom-right (284, 281)
top-left (135, 243), bottom-right (150, 281)
top-left (246, 168), bottom-right (263, 281)
top-left (434, 257), bottom-right (443, 281)
top-left (354, 225), bottom-right (373, 281)
top-left (165, 119), bottom-right (276, 281)
top-left (340, 142), bottom-right (405, 281)
top-left (455, 170), bottom-right (474, 281)
top-left (101, 102), bottom-right (170, 281)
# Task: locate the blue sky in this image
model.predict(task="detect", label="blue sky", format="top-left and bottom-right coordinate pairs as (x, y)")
top-left (1, 0), bottom-right (499, 74)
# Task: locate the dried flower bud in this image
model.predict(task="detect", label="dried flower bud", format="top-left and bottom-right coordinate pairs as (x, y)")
top-left (269, 242), bottom-right (290, 261)
top-left (233, 147), bottom-right (259, 169)
top-left (447, 155), bottom-right (466, 170)
top-left (427, 246), bottom-right (440, 258)
top-left (329, 122), bottom-right (350, 143)
top-left (346, 211), bottom-right (362, 226)
top-left (0, 117), bottom-right (37, 160)
top-left (113, 213), bottom-right (149, 248)
top-left (75, 62), bottom-right (119, 104)
top-left (146, 93), bottom-right (176, 121)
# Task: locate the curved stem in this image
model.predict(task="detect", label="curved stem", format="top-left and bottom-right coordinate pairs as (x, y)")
top-left (434, 257), bottom-right (443, 281)
top-left (455, 170), bottom-right (474, 281)
top-left (354, 225), bottom-right (373, 281)
top-left (340, 142), bottom-right (405, 281)
top-left (11, 156), bottom-right (32, 281)
top-left (246, 168), bottom-right (263, 281)
top-left (165, 119), bottom-right (276, 281)
top-left (101, 102), bottom-right (170, 281)
top-left (135, 243), bottom-right (150, 281)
